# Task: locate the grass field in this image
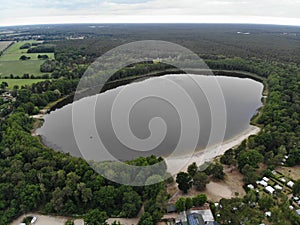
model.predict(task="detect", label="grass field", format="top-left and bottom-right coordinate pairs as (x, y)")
top-left (0, 41), bottom-right (54, 61)
top-left (0, 40), bottom-right (54, 77)
top-left (0, 61), bottom-right (45, 77)
top-left (0, 79), bottom-right (46, 89)
top-left (0, 41), bottom-right (13, 52)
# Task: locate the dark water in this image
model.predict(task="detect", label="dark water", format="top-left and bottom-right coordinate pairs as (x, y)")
top-left (37, 74), bottom-right (263, 161)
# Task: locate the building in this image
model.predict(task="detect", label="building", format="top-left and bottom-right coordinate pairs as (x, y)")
top-left (265, 186), bottom-right (275, 194)
top-left (176, 211), bottom-right (188, 225)
top-left (189, 209), bottom-right (214, 223)
top-left (280, 178), bottom-right (286, 183)
top-left (274, 185), bottom-right (283, 190)
top-left (175, 206), bottom-right (218, 225)
top-left (296, 209), bottom-right (300, 216)
top-left (287, 181), bottom-right (294, 188)
top-left (188, 213), bottom-right (205, 225)
top-left (257, 180), bottom-right (268, 187)
top-left (262, 177), bottom-right (269, 182)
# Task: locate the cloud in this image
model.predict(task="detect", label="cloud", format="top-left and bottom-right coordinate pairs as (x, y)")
top-left (106, 0), bottom-right (151, 4)
top-left (1, 0), bottom-right (300, 26)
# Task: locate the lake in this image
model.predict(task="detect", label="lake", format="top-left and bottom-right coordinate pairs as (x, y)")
top-left (37, 74), bottom-right (263, 161)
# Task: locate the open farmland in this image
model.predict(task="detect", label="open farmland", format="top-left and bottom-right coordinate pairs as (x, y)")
top-left (0, 41), bottom-right (13, 52)
top-left (0, 40), bottom-right (54, 77)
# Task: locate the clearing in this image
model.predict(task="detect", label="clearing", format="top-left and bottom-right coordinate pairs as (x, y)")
top-left (11, 213), bottom-right (84, 225)
top-left (167, 165), bottom-right (245, 203)
top-left (277, 166), bottom-right (300, 181)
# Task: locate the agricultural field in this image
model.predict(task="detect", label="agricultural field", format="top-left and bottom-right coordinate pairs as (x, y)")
top-left (0, 41), bottom-right (13, 52)
top-left (0, 78), bottom-right (46, 89)
top-left (0, 40), bottom-right (55, 77)
top-left (0, 61), bottom-right (45, 77)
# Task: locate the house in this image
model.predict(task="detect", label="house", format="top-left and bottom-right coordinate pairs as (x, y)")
top-left (265, 186), bottom-right (275, 194)
top-left (189, 209), bottom-right (214, 222)
top-left (274, 185), bottom-right (283, 190)
top-left (188, 213), bottom-right (205, 225)
top-left (257, 180), bottom-right (268, 187)
top-left (296, 209), bottom-right (300, 216)
top-left (262, 177), bottom-right (269, 182)
top-left (287, 181), bottom-right (294, 188)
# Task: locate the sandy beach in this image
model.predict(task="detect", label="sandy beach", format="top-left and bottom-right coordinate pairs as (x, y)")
top-left (166, 125), bottom-right (261, 174)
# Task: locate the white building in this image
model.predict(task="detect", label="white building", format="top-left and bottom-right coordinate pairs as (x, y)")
top-left (257, 180), bottom-right (268, 187)
top-left (263, 177), bottom-right (269, 182)
top-left (287, 181), bottom-right (294, 188)
top-left (280, 178), bottom-right (286, 183)
top-left (274, 185), bottom-right (283, 190)
top-left (265, 186), bottom-right (275, 194)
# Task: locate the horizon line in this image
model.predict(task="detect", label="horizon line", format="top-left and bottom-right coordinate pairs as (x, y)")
top-left (1, 21), bottom-right (300, 28)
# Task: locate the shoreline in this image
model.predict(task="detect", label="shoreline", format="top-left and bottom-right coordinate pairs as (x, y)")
top-left (165, 125), bottom-right (261, 174)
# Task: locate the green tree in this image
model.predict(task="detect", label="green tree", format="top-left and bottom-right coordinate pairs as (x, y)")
top-left (293, 180), bottom-right (300, 195)
top-left (175, 197), bottom-right (186, 212)
top-left (139, 212), bottom-right (153, 225)
top-left (185, 197), bottom-right (193, 210)
top-left (121, 190), bottom-right (142, 217)
top-left (192, 194), bottom-right (207, 207)
top-left (193, 172), bottom-right (209, 191)
top-left (0, 81), bottom-right (8, 89)
top-left (237, 149), bottom-right (263, 169)
top-left (241, 164), bottom-right (259, 184)
top-left (211, 163), bottom-right (225, 180)
top-left (187, 162), bottom-right (198, 177)
top-left (258, 194), bottom-right (274, 210)
top-left (176, 172), bottom-right (192, 193)
top-left (84, 209), bottom-right (108, 225)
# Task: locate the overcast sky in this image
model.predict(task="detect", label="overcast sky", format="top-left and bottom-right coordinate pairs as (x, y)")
top-left (1, 0), bottom-right (300, 26)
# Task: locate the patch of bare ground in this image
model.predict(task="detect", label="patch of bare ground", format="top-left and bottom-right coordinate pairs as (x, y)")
top-left (107, 218), bottom-right (139, 225)
top-left (277, 165), bottom-right (300, 180)
top-left (11, 213), bottom-right (84, 225)
top-left (168, 165), bottom-right (245, 204)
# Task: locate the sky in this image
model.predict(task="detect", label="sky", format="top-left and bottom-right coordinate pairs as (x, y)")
top-left (1, 0), bottom-right (300, 26)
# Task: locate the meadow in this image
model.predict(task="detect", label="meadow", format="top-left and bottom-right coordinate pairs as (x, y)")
top-left (0, 40), bottom-right (54, 77)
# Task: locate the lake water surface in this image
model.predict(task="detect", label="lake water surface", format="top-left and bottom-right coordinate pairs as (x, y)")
top-left (37, 74), bottom-right (263, 161)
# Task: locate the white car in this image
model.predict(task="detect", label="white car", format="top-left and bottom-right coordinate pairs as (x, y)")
top-left (31, 216), bottom-right (37, 224)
